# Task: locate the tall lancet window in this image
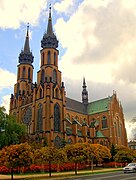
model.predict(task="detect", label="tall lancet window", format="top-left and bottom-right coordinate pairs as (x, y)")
top-left (42, 52), bottom-right (44, 66)
top-left (28, 67), bottom-right (31, 81)
top-left (22, 66), bottom-right (26, 78)
top-left (18, 68), bottom-right (20, 79)
top-left (54, 52), bottom-right (57, 66)
top-left (47, 51), bottom-right (51, 64)
top-left (23, 107), bottom-right (32, 134)
top-left (36, 103), bottom-right (43, 132)
top-left (41, 69), bottom-right (45, 83)
top-left (54, 103), bottom-right (60, 132)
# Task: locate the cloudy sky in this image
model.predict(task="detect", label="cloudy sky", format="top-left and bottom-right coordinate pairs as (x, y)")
top-left (0, 0), bottom-right (136, 140)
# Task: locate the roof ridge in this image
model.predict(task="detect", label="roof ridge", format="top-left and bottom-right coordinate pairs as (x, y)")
top-left (89, 96), bottom-right (112, 104)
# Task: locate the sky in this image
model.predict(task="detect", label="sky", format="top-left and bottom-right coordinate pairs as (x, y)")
top-left (0, 0), bottom-right (136, 140)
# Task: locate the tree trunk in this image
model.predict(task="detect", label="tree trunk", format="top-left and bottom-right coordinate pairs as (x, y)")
top-left (11, 167), bottom-right (13, 180)
top-left (75, 162), bottom-right (77, 175)
top-left (49, 161), bottom-right (51, 177)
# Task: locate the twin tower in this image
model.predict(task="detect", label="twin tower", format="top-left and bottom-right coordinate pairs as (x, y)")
top-left (10, 8), bottom-right (89, 146)
top-left (10, 8), bottom-right (127, 147)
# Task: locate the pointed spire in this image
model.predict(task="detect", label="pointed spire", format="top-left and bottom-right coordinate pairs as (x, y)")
top-left (24, 23), bottom-right (30, 53)
top-left (47, 4), bottom-right (53, 35)
top-left (41, 5), bottom-right (58, 49)
top-left (18, 24), bottom-right (34, 65)
top-left (83, 77), bottom-right (86, 88)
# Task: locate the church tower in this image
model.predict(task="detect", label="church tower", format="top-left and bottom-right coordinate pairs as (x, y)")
top-left (10, 25), bottom-right (34, 123)
top-left (32, 6), bottom-right (66, 146)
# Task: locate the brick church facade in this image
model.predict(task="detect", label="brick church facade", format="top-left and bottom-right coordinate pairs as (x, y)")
top-left (10, 8), bottom-right (128, 147)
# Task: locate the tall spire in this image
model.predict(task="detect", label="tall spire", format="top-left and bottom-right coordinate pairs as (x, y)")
top-left (82, 77), bottom-right (88, 105)
top-left (19, 24), bottom-right (34, 65)
top-left (41, 5), bottom-right (58, 49)
top-left (24, 23), bottom-right (30, 53)
top-left (47, 4), bottom-right (53, 35)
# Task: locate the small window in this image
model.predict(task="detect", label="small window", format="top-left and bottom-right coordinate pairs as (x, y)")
top-left (47, 51), bottom-right (51, 64)
top-left (68, 138), bottom-right (73, 144)
top-left (42, 52), bottom-right (44, 66)
top-left (41, 69), bottom-right (45, 83)
top-left (102, 116), bottom-right (108, 129)
top-left (28, 67), bottom-right (30, 80)
top-left (22, 66), bottom-right (25, 78)
top-left (18, 67), bottom-right (20, 79)
top-left (54, 52), bottom-right (57, 66)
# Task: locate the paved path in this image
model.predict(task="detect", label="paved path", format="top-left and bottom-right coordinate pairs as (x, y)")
top-left (0, 168), bottom-right (122, 180)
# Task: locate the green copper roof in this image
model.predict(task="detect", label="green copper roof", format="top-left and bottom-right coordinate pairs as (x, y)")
top-left (96, 130), bottom-right (105, 138)
top-left (87, 96), bottom-right (112, 115)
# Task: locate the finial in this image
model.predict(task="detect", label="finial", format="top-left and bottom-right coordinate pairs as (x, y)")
top-left (26, 23), bottom-right (29, 37)
top-left (49, 4), bottom-right (51, 18)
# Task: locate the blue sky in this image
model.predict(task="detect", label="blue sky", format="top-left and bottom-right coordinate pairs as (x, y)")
top-left (1, 0), bottom-right (136, 139)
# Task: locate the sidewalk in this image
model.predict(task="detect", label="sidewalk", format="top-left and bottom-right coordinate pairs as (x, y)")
top-left (0, 168), bottom-right (122, 180)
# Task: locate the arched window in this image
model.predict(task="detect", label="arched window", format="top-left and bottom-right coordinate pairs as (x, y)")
top-left (23, 107), bottom-right (32, 126)
top-left (54, 103), bottom-right (60, 132)
top-left (53, 69), bottom-right (57, 83)
top-left (47, 51), bottom-right (51, 64)
top-left (42, 52), bottom-right (44, 66)
top-left (41, 69), bottom-right (45, 83)
top-left (54, 52), bottom-right (57, 66)
top-left (17, 83), bottom-right (20, 95)
top-left (28, 67), bottom-right (30, 81)
top-left (22, 66), bottom-right (25, 78)
top-left (68, 138), bottom-right (73, 144)
top-left (102, 116), bottom-right (108, 129)
top-left (54, 136), bottom-right (61, 147)
top-left (18, 67), bottom-right (20, 79)
top-left (37, 104), bottom-right (43, 132)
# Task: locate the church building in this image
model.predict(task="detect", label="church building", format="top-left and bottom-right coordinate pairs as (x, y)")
top-left (9, 8), bottom-right (128, 148)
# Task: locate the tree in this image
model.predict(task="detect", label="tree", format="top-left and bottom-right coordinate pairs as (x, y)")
top-left (64, 143), bottom-right (87, 175)
top-left (33, 146), bottom-right (66, 177)
top-left (82, 143), bottom-right (111, 168)
top-left (110, 144), bottom-right (117, 161)
top-left (0, 106), bottom-right (26, 149)
top-left (0, 143), bottom-right (33, 180)
top-left (114, 146), bottom-right (135, 164)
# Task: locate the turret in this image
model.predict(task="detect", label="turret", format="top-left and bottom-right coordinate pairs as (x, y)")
top-left (82, 77), bottom-right (88, 105)
top-left (41, 6), bottom-right (58, 49)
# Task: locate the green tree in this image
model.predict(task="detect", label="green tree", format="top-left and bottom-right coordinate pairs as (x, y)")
top-left (110, 144), bottom-right (117, 161)
top-left (114, 147), bottom-right (134, 164)
top-left (0, 106), bottom-right (26, 149)
top-left (0, 143), bottom-right (33, 180)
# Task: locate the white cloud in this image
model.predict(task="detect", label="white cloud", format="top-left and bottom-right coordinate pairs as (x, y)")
top-left (54, 0), bottom-right (74, 13)
top-left (55, 0), bottom-right (136, 140)
top-left (0, 0), bottom-right (47, 29)
top-left (0, 68), bottom-right (16, 90)
top-left (1, 95), bottom-right (10, 114)
top-left (54, 0), bottom-right (79, 16)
